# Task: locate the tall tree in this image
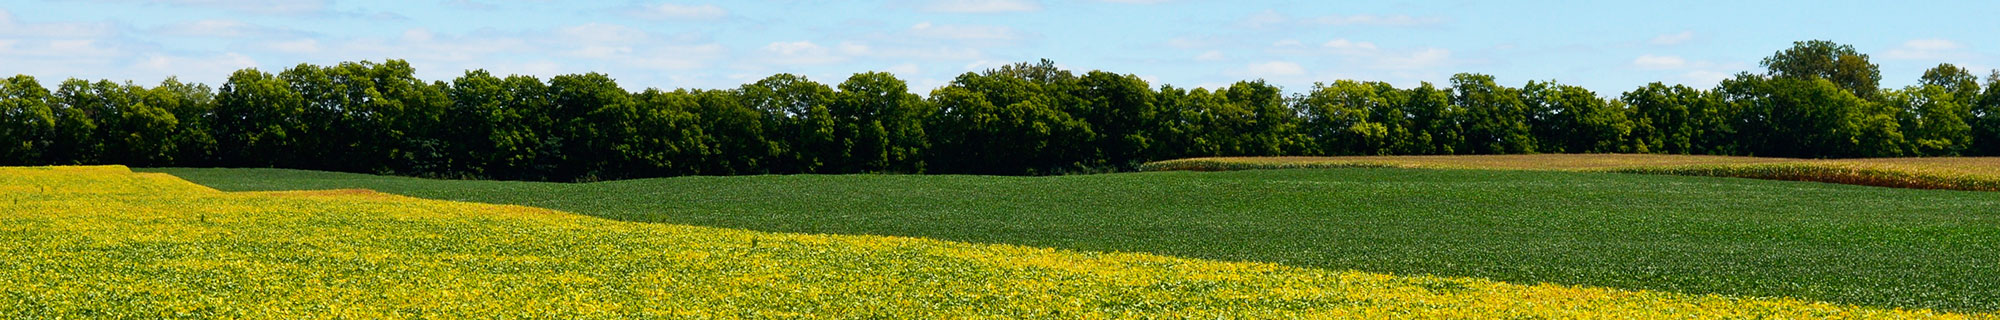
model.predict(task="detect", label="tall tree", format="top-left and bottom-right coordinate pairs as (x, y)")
top-left (831, 72), bottom-right (930, 173)
top-left (1451, 73), bottom-right (1533, 153)
top-left (1522, 80), bottom-right (1629, 153)
top-left (740, 74), bottom-right (834, 173)
top-left (1972, 70), bottom-right (2000, 155)
top-left (547, 72), bottom-right (632, 180)
top-left (1719, 73), bottom-right (1902, 157)
top-left (1071, 71), bottom-right (1160, 168)
top-left (1761, 40), bottom-right (1882, 99)
top-left (147, 77), bottom-right (216, 166)
top-left (1300, 80), bottom-right (1396, 155)
top-left (0, 75), bottom-right (57, 165)
top-left (214, 68), bottom-right (307, 167)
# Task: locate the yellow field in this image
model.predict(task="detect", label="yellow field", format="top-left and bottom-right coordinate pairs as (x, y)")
top-left (1, 166), bottom-right (1991, 318)
top-left (1142, 154), bottom-right (2000, 191)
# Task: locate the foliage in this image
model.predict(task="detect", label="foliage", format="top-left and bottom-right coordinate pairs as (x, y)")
top-left (3, 40), bottom-right (1999, 179)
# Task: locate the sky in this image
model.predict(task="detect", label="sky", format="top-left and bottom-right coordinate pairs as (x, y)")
top-left (3, 0), bottom-right (1996, 96)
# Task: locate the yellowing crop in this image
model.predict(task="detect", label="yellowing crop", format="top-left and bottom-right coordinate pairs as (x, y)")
top-left (0, 165), bottom-right (1988, 318)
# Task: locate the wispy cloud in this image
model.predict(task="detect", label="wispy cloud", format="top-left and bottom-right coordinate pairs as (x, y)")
top-left (635, 3), bottom-right (728, 20)
top-left (923, 0), bottom-right (1041, 13)
top-left (1241, 10), bottom-right (1447, 28)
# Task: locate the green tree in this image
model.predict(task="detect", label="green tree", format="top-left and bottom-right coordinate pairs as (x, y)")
top-left (926, 63), bottom-right (1093, 175)
top-left (686, 88), bottom-right (779, 175)
top-left (740, 74), bottom-right (834, 173)
top-left (0, 75), bottom-right (57, 165)
top-left (1522, 80), bottom-right (1630, 153)
top-left (1885, 85), bottom-right (1972, 156)
top-left (1399, 82), bottom-right (1459, 154)
top-left (831, 72), bottom-right (930, 173)
top-left (214, 68), bottom-right (307, 167)
top-left (1300, 80), bottom-right (1397, 155)
top-left (1071, 71), bottom-right (1160, 167)
top-left (1451, 73), bottom-right (1533, 153)
top-left (1967, 70), bottom-right (2000, 155)
top-left (607, 89), bottom-right (711, 177)
top-left (1719, 74), bottom-right (1902, 157)
top-left (547, 73), bottom-right (633, 180)
top-left (147, 78), bottom-right (217, 166)
top-left (1761, 40), bottom-right (1882, 99)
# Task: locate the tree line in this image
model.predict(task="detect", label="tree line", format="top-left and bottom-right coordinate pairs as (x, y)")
top-left (3, 40), bottom-right (1998, 181)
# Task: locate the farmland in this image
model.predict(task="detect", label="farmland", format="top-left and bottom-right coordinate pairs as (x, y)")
top-left (9, 166), bottom-right (1990, 318)
top-left (1142, 154), bottom-right (2000, 191)
top-left (147, 155), bottom-right (2000, 313)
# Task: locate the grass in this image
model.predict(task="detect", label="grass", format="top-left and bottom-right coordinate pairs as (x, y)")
top-left (145, 165), bottom-right (2000, 312)
top-left (13, 166), bottom-right (1988, 318)
top-left (1140, 154), bottom-right (2000, 191)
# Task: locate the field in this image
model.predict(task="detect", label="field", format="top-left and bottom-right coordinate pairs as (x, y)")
top-left (145, 156), bottom-right (2000, 314)
top-left (10, 166), bottom-right (1990, 318)
top-left (1139, 154), bottom-right (2000, 191)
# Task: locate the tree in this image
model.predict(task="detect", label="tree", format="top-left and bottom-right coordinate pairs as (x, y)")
top-left (547, 73), bottom-right (633, 180)
top-left (1451, 73), bottom-right (1533, 153)
top-left (1400, 82), bottom-right (1459, 154)
top-left (0, 75), bottom-right (57, 165)
top-left (1071, 71), bottom-right (1160, 168)
top-left (1300, 80), bottom-right (1397, 155)
top-left (148, 77), bottom-right (217, 166)
top-left (685, 88), bottom-right (778, 175)
top-left (1719, 73), bottom-right (1902, 157)
top-left (48, 79), bottom-right (106, 164)
top-left (1885, 85), bottom-right (1972, 156)
top-left (740, 73), bottom-right (834, 173)
top-left (926, 66), bottom-right (1093, 175)
top-left (1761, 40), bottom-right (1882, 99)
top-left (1971, 70), bottom-right (2000, 155)
top-left (1523, 80), bottom-right (1629, 153)
top-left (214, 68), bottom-right (307, 167)
top-left (831, 72), bottom-right (930, 173)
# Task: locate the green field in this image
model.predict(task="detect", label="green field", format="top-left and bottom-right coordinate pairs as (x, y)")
top-left (148, 165), bottom-right (2000, 312)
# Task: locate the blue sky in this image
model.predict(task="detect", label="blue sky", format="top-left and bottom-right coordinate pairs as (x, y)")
top-left (3, 0), bottom-right (1995, 96)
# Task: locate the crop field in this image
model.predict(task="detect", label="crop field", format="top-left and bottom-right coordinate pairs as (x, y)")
top-left (11, 166), bottom-right (1992, 318)
top-left (1140, 154), bottom-right (2000, 191)
top-left (147, 157), bottom-right (2000, 314)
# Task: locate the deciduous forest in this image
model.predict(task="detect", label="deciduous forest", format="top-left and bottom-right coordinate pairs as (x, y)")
top-left (4, 40), bottom-right (1996, 181)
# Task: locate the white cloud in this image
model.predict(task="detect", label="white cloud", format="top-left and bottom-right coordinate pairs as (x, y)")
top-left (1321, 38), bottom-right (1379, 55)
top-left (923, 0), bottom-right (1040, 13)
top-left (909, 22), bottom-right (1021, 41)
top-left (1633, 54), bottom-right (1687, 69)
top-left (884, 63), bottom-right (920, 75)
top-left (1650, 31), bottom-right (1694, 45)
top-left (1241, 10), bottom-right (1445, 28)
top-left (1273, 39), bottom-right (1303, 47)
top-left (1378, 48), bottom-right (1450, 70)
top-left (266, 38), bottom-right (320, 53)
top-left (152, 19), bottom-right (259, 37)
top-left (1885, 39), bottom-right (1969, 60)
top-left (638, 3), bottom-right (727, 20)
top-left (1096, 0), bottom-right (1173, 3)
top-left (1306, 14), bottom-right (1443, 27)
top-left (1244, 61), bottom-right (1305, 77)
top-left (1195, 50), bottom-right (1224, 61)
top-left (1294, 39), bottom-right (1453, 71)
top-left (1682, 70), bottom-right (1730, 87)
top-left (761, 41), bottom-right (843, 65)
top-left (0, 9), bottom-right (116, 38)
top-left (103, 0), bottom-right (331, 15)
top-left (132, 52), bottom-right (258, 77)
